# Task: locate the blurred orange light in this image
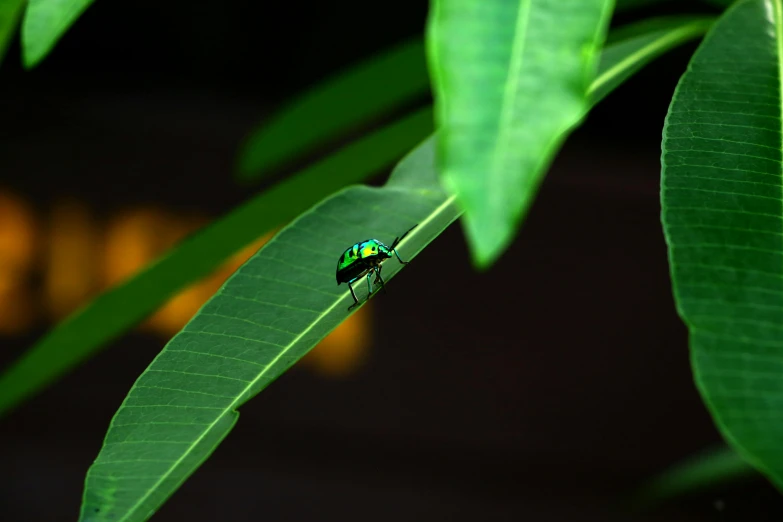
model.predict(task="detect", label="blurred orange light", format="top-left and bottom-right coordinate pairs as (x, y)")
top-left (303, 304), bottom-right (371, 377)
top-left (44, 200), bottom-right (99, 320)
top-left (103, 207), bottom-right (181, 288)
top-left (0, 190), bottom-right (37, 334)
top-left (0, 191), bottom-right (37, 268)
top-left (1, 191), bottom-right (374, 379)
top-left (141, 211), bottom-right (208, 334)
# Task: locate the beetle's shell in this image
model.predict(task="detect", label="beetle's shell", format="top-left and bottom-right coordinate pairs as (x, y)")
top-left (336, 239), bottom-right (391, 284)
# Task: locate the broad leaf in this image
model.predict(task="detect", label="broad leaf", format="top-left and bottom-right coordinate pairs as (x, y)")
top-left (79, 133), bottom-right (460, 522)
top-left (76, 20), bottom-right (713, 521)
top-left (236, 14), bottom-right (712, 186)
top-left (426, 0), bottom-right (615, 268)
top-left (0, 109), bottom-right (434, 417)
top-left (0, 0), bottom-right (26, 66)
top-left (22, 0), bottom-right (95, 67)
top-left (662, 0), bottom-right (783, 490)
top-left (0, 13), bottom-right (712, 421)
top-left (236, 37), bottom-right (429, 182)
top-left (0, 16), bottom-right (711, 421)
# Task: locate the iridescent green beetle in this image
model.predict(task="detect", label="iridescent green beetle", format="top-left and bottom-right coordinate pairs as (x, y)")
top-left (336, 224), bottom-right (418, 309)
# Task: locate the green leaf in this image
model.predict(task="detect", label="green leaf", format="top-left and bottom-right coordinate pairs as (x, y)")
top-left (233, 5), bottom-right (705, 186)
top-left (0, 11), bottom-right (710, 420)
top-left (233, 10), bottom-right (708, 185)
top-left (79, 132), bottom-right (459, 522)
top-left (426, 0), bottom-right (615, 269)
top-left (0, 109), bottom-right (434, 417)
top-left (632, 446), bottom-right (755, 506)
top-left (75, 19), bottom-right (714, 521)
top-left (0, 15), bottom-right (710, 421)
top-left (593, 16), bottom-right (714, 105)
top-left (0, 0), bottom-right (26, 66)
top-left (661, 0), bottom-right (783, 490)
top-left (21, 0), bottom-right (95, 68)
top-left (236, 37), bottom-right (429, 183)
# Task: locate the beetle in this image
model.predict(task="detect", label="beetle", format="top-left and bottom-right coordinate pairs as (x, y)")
top-left (336, 224), bottom-right (418, 309)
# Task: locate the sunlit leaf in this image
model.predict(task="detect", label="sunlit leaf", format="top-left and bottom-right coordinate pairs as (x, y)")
top-left (75, 20), bottom-right (714, 521)
top-left (0, 15), bottom-right (711, 422)
top-left (234, 5), bottom-right (708, 186)
top-left (0, 109), bottom-right (434, 417)
top-left (426, 0), bottom-right (614, 268)
top-left (22, 0), bottom-right (95, 67)
top-left (79, 131), bottom-right (459, 522)
top-left (236, 37), bottom-right (429, 182)
top-left (661, 0), bottom-right (783, 490)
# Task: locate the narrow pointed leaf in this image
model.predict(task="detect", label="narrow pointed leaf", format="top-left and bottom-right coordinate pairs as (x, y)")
top-left (0, 109), bottom-right (434, 417)
top-left (79, 134), bottom-right (461, 522)
top-left (0, 16), bottom-right (711, 420)
top-left (592, 16), bottom-right (714, 105)
top-left (77, 22), bottom-right (713, 521)
top-left (236, 37), bottom-right (429, 182)
top-left (233, 0), bottom-right (691, 185)
top-left (22, 0), bottom-right (95, 67)
top-left (0, 0), bottom-right (26, 66)
top-left (633, 446), bottom-right (755, 506)
top-left (426, 0), bottom-right (615, 268)
top-left (662, 0), bottom-right (783, 490)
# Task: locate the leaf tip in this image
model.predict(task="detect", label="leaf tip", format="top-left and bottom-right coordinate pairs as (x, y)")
top-left (21, 41), bottom-right (44, 69)
top-left (461, 213), bottom-right (515, 271)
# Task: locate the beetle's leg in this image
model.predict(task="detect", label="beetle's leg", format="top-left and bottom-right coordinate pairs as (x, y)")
top-left (366, 272), bottom-right (374, 295)
top-left (347, 281), bottom-right (359, 310)
top-left (392, 248), bottom-right (409, 265)
top-left (374, 266), bottom-right (387, 294)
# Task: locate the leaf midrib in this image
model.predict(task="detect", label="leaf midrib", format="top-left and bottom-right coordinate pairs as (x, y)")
top-left (100, 22), bottom-right (710, 517)
top-left (114, 190), bottom-right (458, 521)
top-left (489, 0), bottom-right (533, 184)
top-left (776, 0), bottom-right (783, 222)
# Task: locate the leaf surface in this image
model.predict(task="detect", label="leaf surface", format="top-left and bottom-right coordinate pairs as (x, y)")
top-left (0, 16), bottom-right (711, 421)
top-left (426, 0), bottom-right (614, 268)
top-left (0, 12), bottom-right (712, 421)
top-left (0, 110), bottom-right (434, 416)
top-left (236, 37), bottom-right (429, 182)
top-left (0, 0), bottom-right (26, 66)
top-left (76, 19), bottom-right (714, 521)
top-left (22, 0), bottom-right (94, 67)
top-left (593, 16), bottom-right (713, 105)
top-left (79, 131), bottom-right (460, 522)
top-left (661, 0), bottom-right (783, 490)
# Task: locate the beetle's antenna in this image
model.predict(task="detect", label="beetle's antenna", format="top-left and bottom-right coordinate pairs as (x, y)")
top-left (390, 224), bottom-right (418, 250)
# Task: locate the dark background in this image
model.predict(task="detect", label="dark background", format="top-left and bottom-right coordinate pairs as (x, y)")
top-left (1, 0), bottom-right (781, 520)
